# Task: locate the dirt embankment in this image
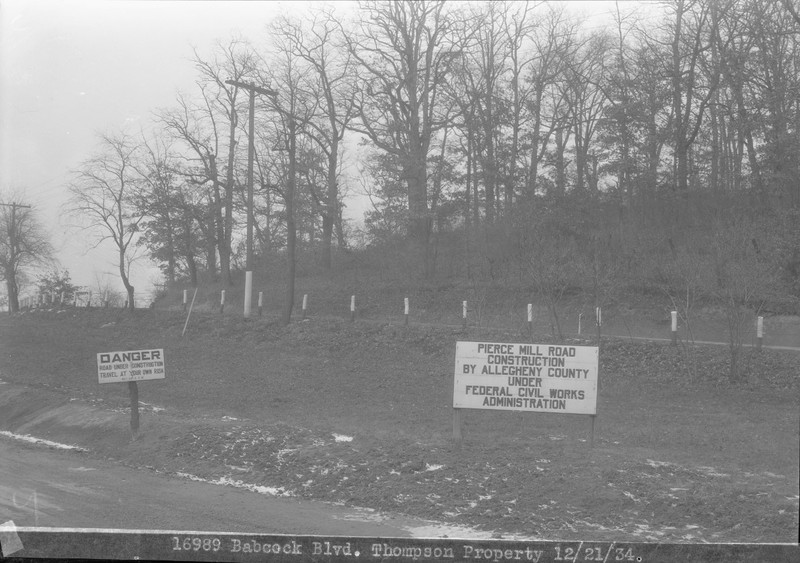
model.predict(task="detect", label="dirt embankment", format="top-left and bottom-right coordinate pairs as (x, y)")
top-left (0, 309), bottom-right (797, 542)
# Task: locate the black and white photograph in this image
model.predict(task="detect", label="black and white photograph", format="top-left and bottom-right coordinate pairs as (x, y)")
top-left (1, 1), bottom-right (798, 561)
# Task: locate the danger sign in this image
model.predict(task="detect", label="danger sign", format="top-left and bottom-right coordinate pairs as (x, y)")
top-left (97, 349), bottom-right (166, 384)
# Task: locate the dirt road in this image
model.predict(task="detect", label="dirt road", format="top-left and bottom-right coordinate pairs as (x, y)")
top-left (0, 437), bottom-right (426, 537)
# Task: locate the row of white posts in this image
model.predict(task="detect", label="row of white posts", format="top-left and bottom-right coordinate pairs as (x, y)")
top-left (200, 292), bottom-right (596, 333)
top-left (18, 291), bottom-right (115, 309)
top-left (665, 311), bottom-right (766, 350)
top-left (196, 292), bottom-right (769, 347)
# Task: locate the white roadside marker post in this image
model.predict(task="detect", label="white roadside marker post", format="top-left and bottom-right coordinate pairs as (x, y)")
top-left (302, 294), bottom-right (308, 320)
top-left (404, 297), bottom-right (410, 326)
top-left (243, 271), bottom-right (253, 318)
top-left (220, 290), bottom-right (226, 314)
top-left (258, 292), bottom-right (264, 317)
top-left (527, 303), bottom-right (533, 336)
top-left (462, 300), bottom-right (467, 329)
top-left (183, 289), bottom-right (188, 312)
top-left (671, 311), bottom-right (678, 346)
top-left (350, 295), bottom-right (356, 322)
top-left (757, 316), bottom-right (764, 351)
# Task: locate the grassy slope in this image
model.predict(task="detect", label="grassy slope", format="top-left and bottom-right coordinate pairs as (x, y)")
top-left (0, 307), bottom-right (797, 542)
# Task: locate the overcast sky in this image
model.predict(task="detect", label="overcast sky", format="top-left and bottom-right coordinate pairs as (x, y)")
top-left (0, 0), bottom-right (648, 299)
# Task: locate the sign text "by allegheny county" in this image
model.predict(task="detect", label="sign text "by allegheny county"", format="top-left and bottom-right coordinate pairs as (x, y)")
top-left (97, 349), bottom-right (166, 384)
top-left (454, 342), bottom-right (598, 415)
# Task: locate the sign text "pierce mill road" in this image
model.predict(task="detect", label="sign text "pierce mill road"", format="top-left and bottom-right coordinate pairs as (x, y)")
top-left (97, 349), bottom-right (166, 384)
top-left (454, 342), bottom-right (598, 415)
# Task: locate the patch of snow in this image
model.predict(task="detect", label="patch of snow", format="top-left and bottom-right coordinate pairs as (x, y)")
top-left (622, 491), bottom-right (641, 502)
top-left (425, 463), bottom-right (443, 472)
top-left (225, 464), bottom-right (250, 472)
top-left (276, 448), bottom-right (299, 463)
top-left (697, 466), bottom-right (729, 477)
top-left (333, 433), bottom-right (353, 442)
top-left (213, 475), bottom-right (292, 496)
top-left (174, 471), bottom-right (292, 497)
top-left (176, 472), bottom-right (205, 482)
top-left (0, 431), bottom-right (88, 452)
top-left (222, 416), bottom-right (239, 421)
top-left (646, 459), bottom-right (674, 468)
top-left (67, 467), bottom-right (96, 471)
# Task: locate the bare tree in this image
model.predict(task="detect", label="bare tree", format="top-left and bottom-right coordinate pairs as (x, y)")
top-left (156, 38), bottom-right (259, 286)
top-left (259, 23), bottom-right (320, 325)
top-left (276, 8), bottom-right (357, 269)
top-left (344, 0), bottom-right (463, 278)
top-left (68, 133), bottom-right (147, 310)
top-left (665, 0), bottom-right (720, 206)
top-left (156, 93), bottom-right (221, 279)
top-left (523, 4), bottom-right (579, 197)
top-left (0, 195), bottom-right (53, 313)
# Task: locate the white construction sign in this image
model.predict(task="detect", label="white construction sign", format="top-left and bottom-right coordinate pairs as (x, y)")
top-left (97, 349), bottom-right (166, 384)
top-left (454, 342), bottom-right (598, 415)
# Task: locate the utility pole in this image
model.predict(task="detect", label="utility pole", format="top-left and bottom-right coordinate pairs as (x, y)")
top-left (225, 79), bottom-right (277, 318)
top-left (0, 202), bottom-right (32, 313)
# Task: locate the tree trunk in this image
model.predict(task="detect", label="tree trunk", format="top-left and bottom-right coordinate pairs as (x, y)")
top-left (221, 111), bottom-right (237, 286)
top-left (6, 278), bottom-right (19, 314)
top-left (282, 118), bottom-right (298, 326)
top-left (405, 155), bottom-right (431, 279)
top-left (320, 138), bottom-right (338, 269)
top-left (119, 250), bottom-right (135, 311)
